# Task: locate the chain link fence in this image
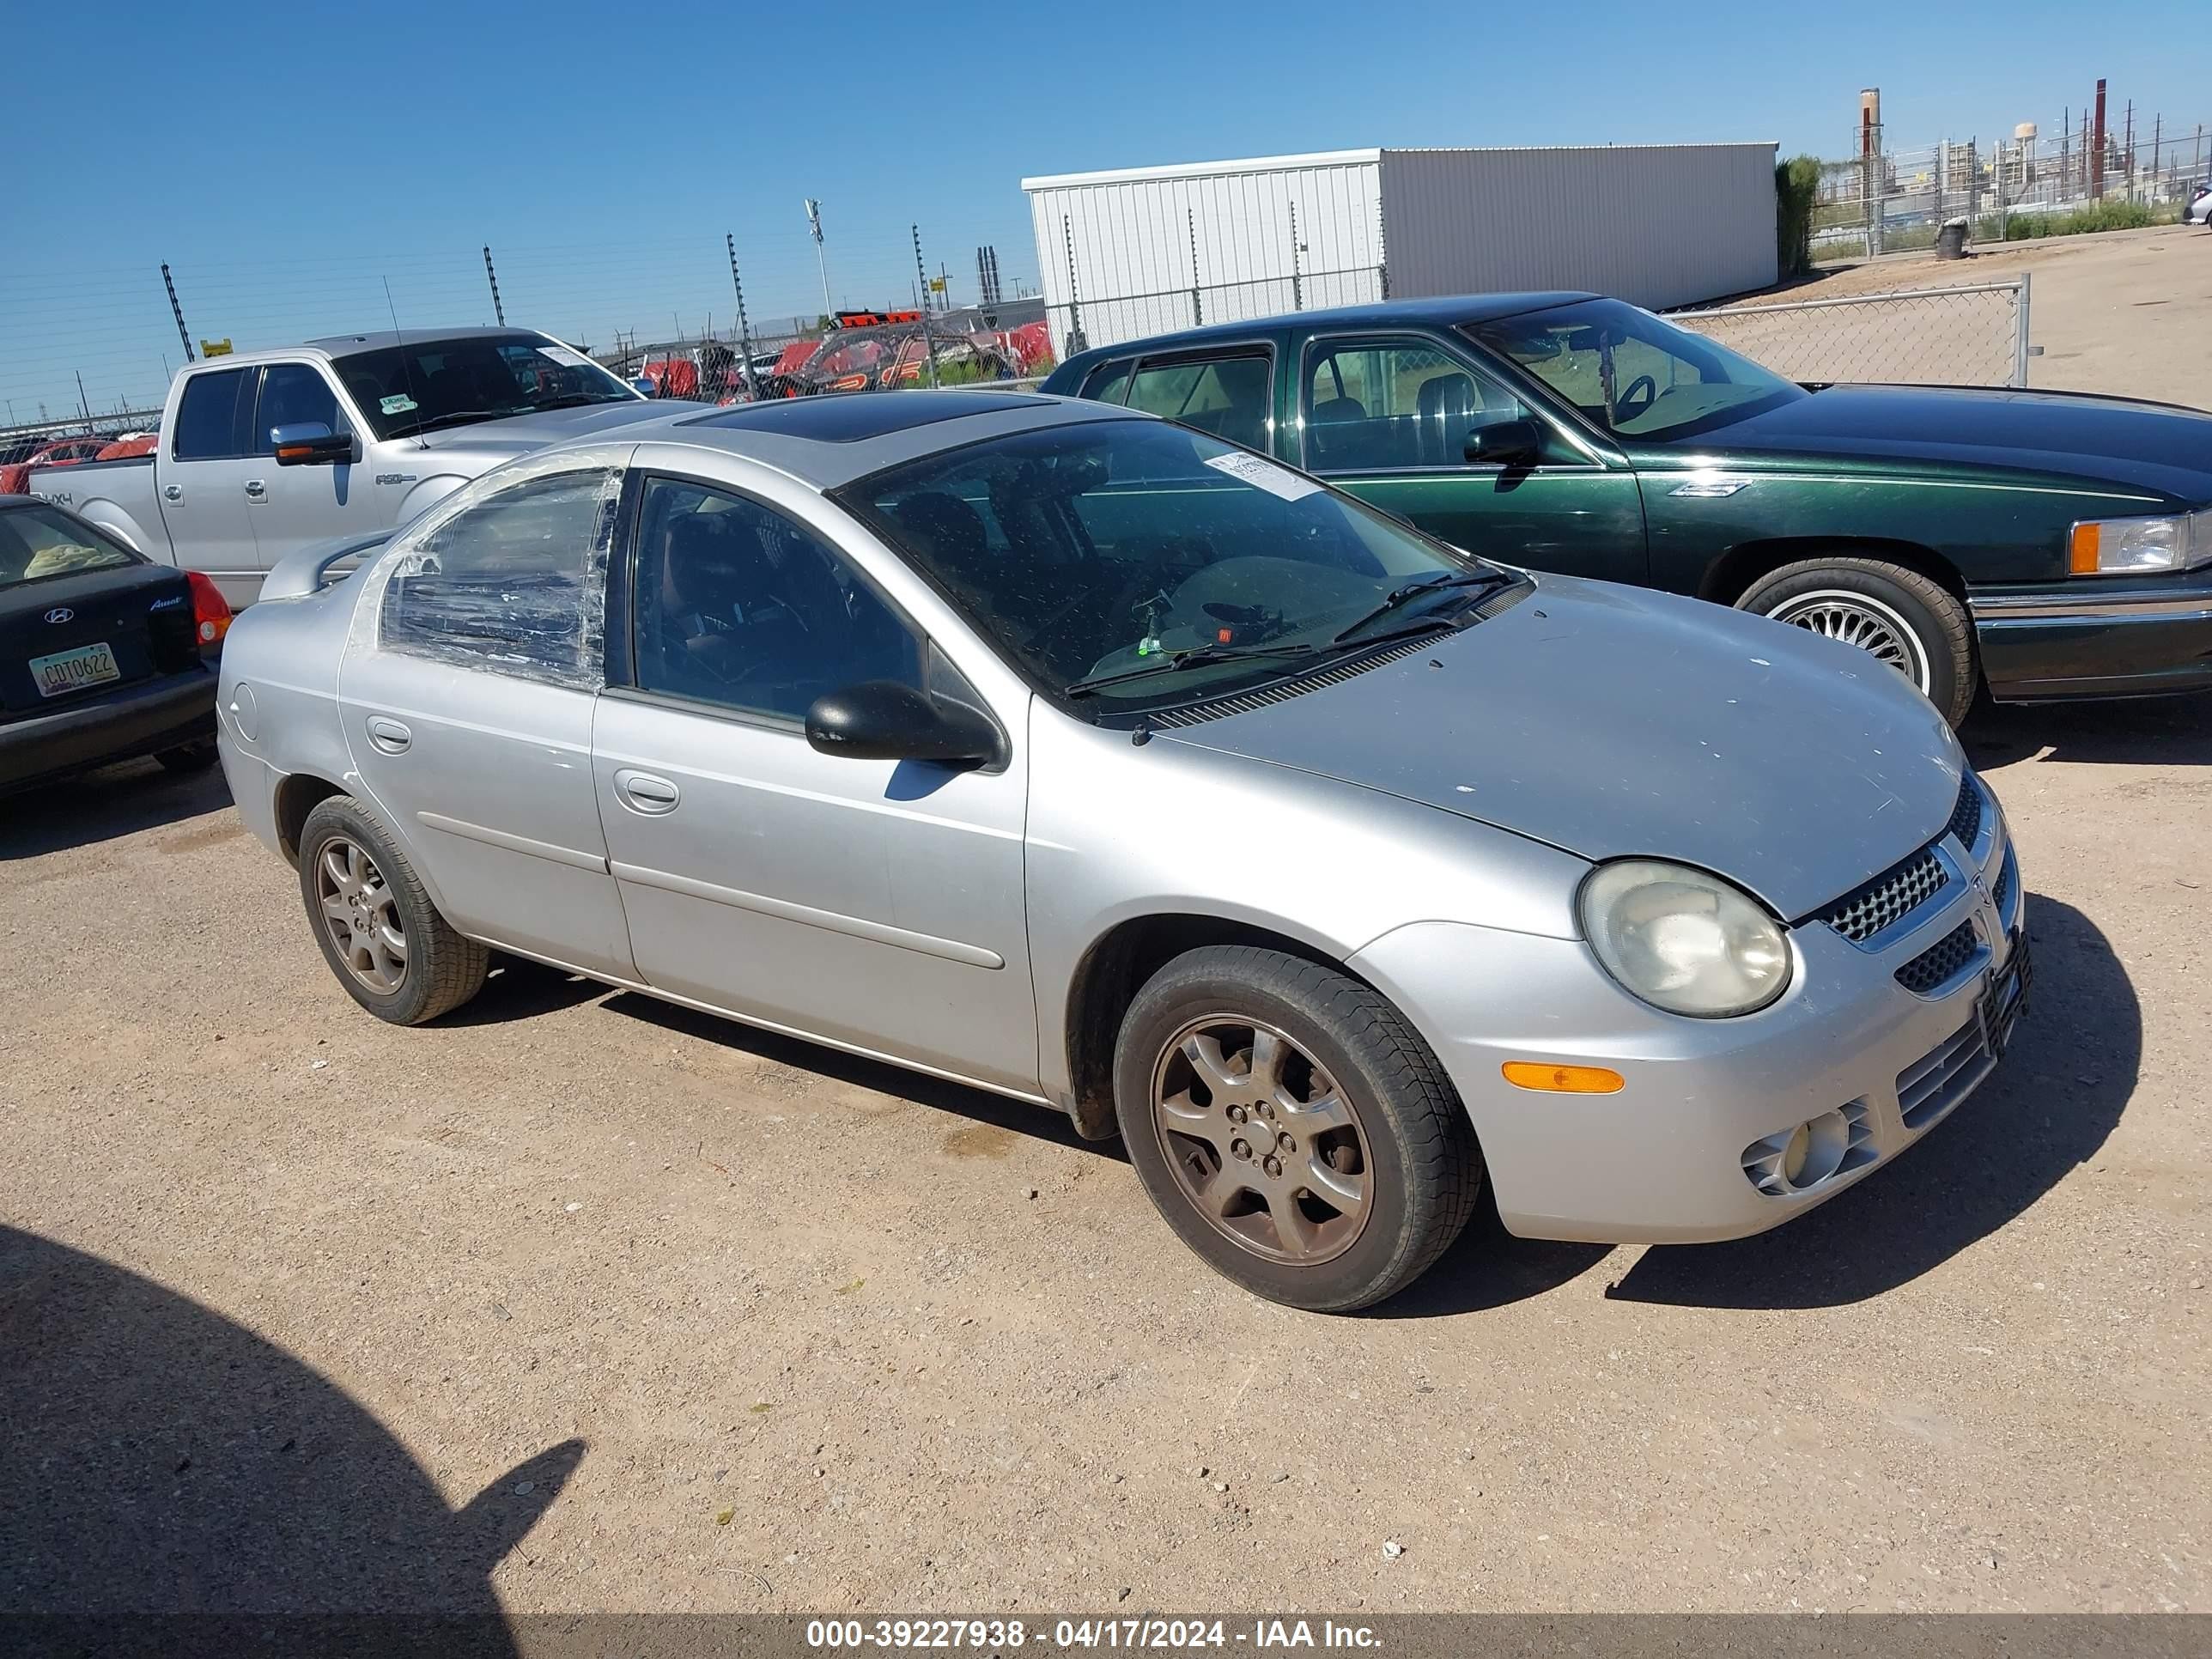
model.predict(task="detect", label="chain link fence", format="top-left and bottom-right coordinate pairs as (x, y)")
top-left (1048, 265), bottom-right (1387, 359)
top-left (1811, 112), bottom-right (2209, 260)
top-left (1672, 276), bottom-right (2033, 388)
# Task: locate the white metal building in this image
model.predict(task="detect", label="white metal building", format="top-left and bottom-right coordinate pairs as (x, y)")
top-left (1021, 143), bottom-right (1778, 356)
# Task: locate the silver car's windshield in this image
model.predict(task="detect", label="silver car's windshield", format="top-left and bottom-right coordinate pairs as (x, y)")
top-left (1466, 297), bottom-right (1804, 442)
top-left (840, 419), bottom-right (1511, 710)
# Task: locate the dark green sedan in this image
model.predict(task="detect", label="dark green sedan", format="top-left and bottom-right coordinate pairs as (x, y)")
top-left (1041, 295), bottom-right (2212, 725)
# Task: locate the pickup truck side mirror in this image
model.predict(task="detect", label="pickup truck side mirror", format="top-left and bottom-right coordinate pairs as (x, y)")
top-left (805, 680), bottom-right (1002, 769)
top-left (1463, 417), bottom-right (1543, 467)
top-left (271, 422), bottom-right (355, 466)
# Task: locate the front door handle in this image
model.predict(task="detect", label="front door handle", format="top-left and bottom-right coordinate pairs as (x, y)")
top-left (244, 479), bottom-right (267, 501)
top-left (163, 484), bottom-right (183, 502)
top-left (364, 715), bottom-right (411, 755)
top-left (614, 769), bottom-right (680, 813)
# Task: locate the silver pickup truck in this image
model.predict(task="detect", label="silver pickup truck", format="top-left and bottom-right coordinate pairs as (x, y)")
top-left (29, 327), bottom-right (689, 608)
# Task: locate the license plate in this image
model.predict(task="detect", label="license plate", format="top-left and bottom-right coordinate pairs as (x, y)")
top-left (28, 641), bottom-right (120, 699)
top-left (1978, 932), bottom-right (2030, 1059)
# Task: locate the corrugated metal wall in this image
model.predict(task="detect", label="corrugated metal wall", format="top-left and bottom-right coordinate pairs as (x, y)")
top-left (1024, 143), bottom-right (1778, 358)
top-left (1378, 144), bottom-right (1778, 310)
top-left (1024, 152), bottom-right (1384, 356)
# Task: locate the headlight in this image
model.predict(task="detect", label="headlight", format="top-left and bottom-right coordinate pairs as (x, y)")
top-left (1577, 860), bottom-right (1792, 1018)
top-left (2068, 510), bottom-right (2209, 575)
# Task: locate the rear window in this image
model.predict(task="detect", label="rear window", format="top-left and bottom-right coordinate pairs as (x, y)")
top-left (0, 506), bottom-right (142, 589)
top-left (172, 368), bottom-right (253, 460)
top-left (377, 466), bottom-right (620, 689)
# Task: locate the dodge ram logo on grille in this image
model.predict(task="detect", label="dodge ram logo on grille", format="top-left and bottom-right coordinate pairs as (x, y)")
top-left (44, 607), bottom-right (74, 624)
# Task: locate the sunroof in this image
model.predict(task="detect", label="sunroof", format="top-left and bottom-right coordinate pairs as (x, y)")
top-left (679, 391), bottom-right (1052, 441)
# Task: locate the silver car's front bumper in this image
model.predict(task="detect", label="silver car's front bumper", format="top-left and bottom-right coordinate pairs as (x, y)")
top-left (1352, 806), bottom-right (2023, 1245)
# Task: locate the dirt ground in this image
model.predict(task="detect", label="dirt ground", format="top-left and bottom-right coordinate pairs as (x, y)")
top-left (1779, 223), bottom-right (2212, 405)
top-left (4, 263), bottom-right (2212, 1620)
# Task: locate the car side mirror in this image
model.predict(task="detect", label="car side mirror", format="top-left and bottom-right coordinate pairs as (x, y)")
top-left (1463, 417), bottom-right (1542, 466)
top-left (271, 422), bottom-right (354, 466)
top-left (805, 680), bottom-right (1002, 768)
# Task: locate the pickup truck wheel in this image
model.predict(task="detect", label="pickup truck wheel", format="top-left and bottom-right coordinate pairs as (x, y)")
top-left (1113, 945), bottom-right (1483, 1313)
top-left (1738, 557), bottom-right (1976, 726)
top-left (297, 795), bottom-right (488, 1025)
top-left (155, 739), bottom-right (218, 774)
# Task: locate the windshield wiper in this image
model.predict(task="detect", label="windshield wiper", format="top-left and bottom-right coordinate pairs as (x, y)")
top-left (388, 407), bottom-right (534, 438)
top-left (532, 392), bottom-right (626, 410)
top-left (1063, 641), bottom-right (1316, 699)
top-left (1331, 570), bottom-right (1510, 644)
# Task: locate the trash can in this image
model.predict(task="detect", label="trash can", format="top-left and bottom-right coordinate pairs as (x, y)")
top-left (1936, 216), bottom-right (1970, 260)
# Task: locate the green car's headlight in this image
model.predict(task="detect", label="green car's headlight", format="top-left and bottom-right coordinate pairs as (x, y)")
top-left (2069, 509), bottom-right (2210, 575)
top-left (1577, 860), bottom-right (1792, 1018)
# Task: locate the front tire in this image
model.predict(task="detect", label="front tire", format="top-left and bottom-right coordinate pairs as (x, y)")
top-left (297, 795), bottom-right (488, 1025)
top-left (1737, 556), bottom-right (1976, 726)
top-left (1112, 945), bottom-right (1483, 1313)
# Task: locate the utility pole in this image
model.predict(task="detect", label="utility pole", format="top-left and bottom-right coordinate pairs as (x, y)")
top-left (726, 234), bottom-right (755, 394)
top-left (2092, 79), bottom-right (2106, 200)
top-left (161, 264), bottom-right (195, 363)
top-left (911, 224), bottom-right (938, 387)
top-left (2123, 100), bottom-right (2134, 199)
top-left (805, 199), bottom-right (831, 321)
top-left (483, 246), bottom-right (506, 327)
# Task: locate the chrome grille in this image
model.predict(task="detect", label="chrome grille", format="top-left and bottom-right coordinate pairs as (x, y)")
top-left (1896, 1014), bottom-right (1991, 1129)
top-left (1895, 919), bottom-right (1982, 994)
top-left (1945, 775), bottom-right (1984, 849)
top-left (1820, 847), bottom-right (1949, 944)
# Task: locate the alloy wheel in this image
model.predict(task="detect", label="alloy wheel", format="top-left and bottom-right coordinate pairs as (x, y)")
top-left (314, 836), bottom-right (408, 994)
top-left (1766, 588), bottom-right (1932, 691)
top-left (1150, 1016), bottom-right (1372, 1266)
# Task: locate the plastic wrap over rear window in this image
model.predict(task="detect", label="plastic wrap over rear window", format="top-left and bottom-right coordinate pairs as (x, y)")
top-left (366, 459), bottom-right (620, 690)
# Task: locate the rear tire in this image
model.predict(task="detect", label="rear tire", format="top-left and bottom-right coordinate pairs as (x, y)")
top-left (297, 795), bottom-right (488, 1025)
top-left (1737, 556), bottom-right (1976, 726)
top-left (1112, 945), bottom-right (1483, 1313)
top-left (155, 739), bottom-right (218, 774)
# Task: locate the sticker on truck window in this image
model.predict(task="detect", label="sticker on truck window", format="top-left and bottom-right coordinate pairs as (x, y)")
top-left (380, 393), bottom-right (418, 415)
top-left (537, 345), bottom-right (592, 368)
top-left (1203, 450), bottom-right (1322, 501)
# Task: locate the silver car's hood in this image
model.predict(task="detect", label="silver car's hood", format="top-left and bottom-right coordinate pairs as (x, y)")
top-left (412, 398), bottom-right (705, 461)
top-left (1159, 574), bottom-right (1964, 921)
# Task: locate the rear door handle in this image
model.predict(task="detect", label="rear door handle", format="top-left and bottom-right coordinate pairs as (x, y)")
top-left (244, 479), bottom-right (267, 501)
top-left (614, 769), bottom-right (680, 813)
top-left (364, 715), bottom-right (411, 755)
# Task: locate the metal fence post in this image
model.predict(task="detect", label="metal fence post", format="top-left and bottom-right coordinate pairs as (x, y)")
top-left (2014, 271), bottom-right (2033, 389)
top-left (1289, 203), bottom-right (1303, 311)
top-left (1188, 209), bottom-right (1202, 326)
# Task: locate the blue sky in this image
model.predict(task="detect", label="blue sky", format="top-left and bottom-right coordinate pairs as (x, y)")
top-left (4, 0), bottom-right (2203, 420)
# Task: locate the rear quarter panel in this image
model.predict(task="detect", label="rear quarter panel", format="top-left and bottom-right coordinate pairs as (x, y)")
top-left (215, 571), bottom-right (366, 863)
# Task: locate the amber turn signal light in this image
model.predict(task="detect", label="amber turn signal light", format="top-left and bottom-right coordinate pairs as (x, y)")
top-left (1502, 1060), bottom-right (1626, 1094)
top-left (2069, 523), bottom-right (2100, 574)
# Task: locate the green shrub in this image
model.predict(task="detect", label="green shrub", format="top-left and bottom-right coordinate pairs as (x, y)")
top-left (1776, 155), bottom-right (1823, 276)
top-left (1975, 198), bottom-right (2177, 241)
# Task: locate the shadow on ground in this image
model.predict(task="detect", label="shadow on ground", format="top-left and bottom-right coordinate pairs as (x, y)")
top-left (0, 1223), bottom-right (577, 1647)
top-left (1965, 690), bottom-right (2212, 771)
top-left (602, 989), bottom-right (1125, 1162)
top-left (1606, 895), bottom-right (2133, 1310)
top-left (0, 757), bottom-right (232, 861)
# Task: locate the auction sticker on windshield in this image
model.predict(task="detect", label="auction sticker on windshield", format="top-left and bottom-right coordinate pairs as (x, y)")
top-left (1203, 451), bottom-right (1322, 501)
top-left (537, 344), bottom-right (593, 368)
top-left (30, 641), bottom-right (120, 698)
top-left (380, 394), bottom-right (417, 415)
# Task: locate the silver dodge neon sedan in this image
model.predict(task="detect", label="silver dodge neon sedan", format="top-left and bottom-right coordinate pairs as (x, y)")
top-left (216, 391), bottom-right (2028, 1311)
